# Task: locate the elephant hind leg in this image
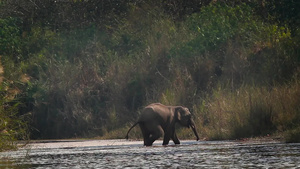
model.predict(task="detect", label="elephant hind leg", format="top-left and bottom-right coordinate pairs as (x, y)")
top-left (139, 123), bottom-right (150, 146)
top-left (146, 125), bottom-right (164, 146)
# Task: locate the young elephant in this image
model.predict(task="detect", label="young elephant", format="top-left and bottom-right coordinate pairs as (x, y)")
top-left (125, 103), bottom-right (200, 146)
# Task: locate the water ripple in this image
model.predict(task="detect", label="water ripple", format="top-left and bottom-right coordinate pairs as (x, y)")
top-left (1, 140), bottom-right (299, 168)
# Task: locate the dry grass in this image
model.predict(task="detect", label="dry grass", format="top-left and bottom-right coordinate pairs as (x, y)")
top-left (190, 80), bottom-right (300, 141)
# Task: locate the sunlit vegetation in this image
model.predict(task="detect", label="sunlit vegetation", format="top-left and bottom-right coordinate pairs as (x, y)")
top-left (0, 85), bottom-right (29, 151)
top-left (0, 0), bottom-right (299, 149)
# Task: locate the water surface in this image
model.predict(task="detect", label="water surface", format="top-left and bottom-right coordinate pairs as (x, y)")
top-left (0, 139), bottom-right (299, 168)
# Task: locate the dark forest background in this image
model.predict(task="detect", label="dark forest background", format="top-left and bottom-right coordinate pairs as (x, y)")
top-left (0, 0), bottom-right (299, 150)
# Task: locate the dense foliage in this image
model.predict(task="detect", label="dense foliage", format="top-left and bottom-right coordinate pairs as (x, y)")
top-left (0, 85), bottom-right (29, 151)
top-left (0, 0), bottom-right (299, 145)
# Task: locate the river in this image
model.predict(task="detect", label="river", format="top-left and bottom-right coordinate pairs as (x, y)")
top-left (0, 139), bottom-right (299, 168)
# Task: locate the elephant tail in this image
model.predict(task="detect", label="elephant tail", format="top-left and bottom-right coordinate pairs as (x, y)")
top-left (125, 122), bottom-right (140, 140)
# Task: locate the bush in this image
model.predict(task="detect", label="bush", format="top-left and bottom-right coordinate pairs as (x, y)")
top-left (31, 58), bottom-right (109, 138)
top-left (0, 17), bottom-right (23, 57)
top-left (0, 85), bottom-right (29, 151)
top-left (285, 127), bottom-right (300, 143)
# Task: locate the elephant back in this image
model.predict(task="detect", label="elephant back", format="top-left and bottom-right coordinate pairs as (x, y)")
top-left (140, 103), bottom-right (173, 124)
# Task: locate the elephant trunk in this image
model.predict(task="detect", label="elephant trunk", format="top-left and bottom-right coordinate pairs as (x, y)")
top-left (189, 119), bottom-right (200, 141)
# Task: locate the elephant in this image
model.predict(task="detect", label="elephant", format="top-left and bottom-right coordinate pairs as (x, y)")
top-left (125, 103), bottom-right (200, 146)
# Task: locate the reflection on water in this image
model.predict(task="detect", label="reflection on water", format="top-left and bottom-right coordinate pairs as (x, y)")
top-left (1, 140), bottom-right (300, 168)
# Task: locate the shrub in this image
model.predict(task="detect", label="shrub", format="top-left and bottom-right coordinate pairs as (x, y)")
top-left (0, 85), bottom-right (29, 151)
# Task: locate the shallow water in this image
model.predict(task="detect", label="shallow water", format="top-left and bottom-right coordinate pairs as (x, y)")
top-left (0, 139), bottom-right (299, 168)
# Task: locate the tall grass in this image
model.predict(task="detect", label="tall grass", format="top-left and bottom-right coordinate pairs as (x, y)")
top-left (190, 80), bottom-right (300, 141)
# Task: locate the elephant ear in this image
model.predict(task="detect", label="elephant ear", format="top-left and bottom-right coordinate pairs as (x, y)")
top-left (175, 107), bottom-right (183, 121)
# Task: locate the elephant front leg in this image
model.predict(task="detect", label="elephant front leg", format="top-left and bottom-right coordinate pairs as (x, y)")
top-left (172, 133), bottom-right (180, 145)
top-left (163, 128), bottom-right (173, 145)
top-left (163, 135), bottom-right (171, 145)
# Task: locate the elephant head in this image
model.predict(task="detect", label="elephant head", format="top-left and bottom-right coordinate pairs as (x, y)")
top-left (176, 107), bottom-right (200, 141)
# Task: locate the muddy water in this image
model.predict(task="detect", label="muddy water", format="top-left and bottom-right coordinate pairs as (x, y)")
top-left (1, 139), bottom-right (300, 168)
